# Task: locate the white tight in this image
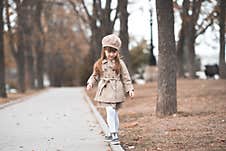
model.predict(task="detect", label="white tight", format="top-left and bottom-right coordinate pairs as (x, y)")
top-left (106, 106), bottom-right (119, 135)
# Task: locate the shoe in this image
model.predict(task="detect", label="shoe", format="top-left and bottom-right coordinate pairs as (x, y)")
top-left (110, 138), bottom-right (120, 145)
top-left (104, 135), bottom-right (112, 142)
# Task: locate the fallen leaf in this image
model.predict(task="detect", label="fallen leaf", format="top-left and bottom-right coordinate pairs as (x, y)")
top-left (123, 122), bottom-right (138, 128)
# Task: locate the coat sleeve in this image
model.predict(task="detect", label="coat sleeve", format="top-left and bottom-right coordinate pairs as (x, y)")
top-left (87, 73), bottom-right (99, 86)
top-left (120, 60), bottom-right (134, 92)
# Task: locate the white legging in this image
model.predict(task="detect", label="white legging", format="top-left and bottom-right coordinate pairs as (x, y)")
top-left (106, 106), bottom-right (119, 134)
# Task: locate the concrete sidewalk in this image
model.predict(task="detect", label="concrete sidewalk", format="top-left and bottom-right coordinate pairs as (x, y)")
top-left (0, 88), bottom-right (109, 151)
top-left (84, 92), bottom-right (125, 151)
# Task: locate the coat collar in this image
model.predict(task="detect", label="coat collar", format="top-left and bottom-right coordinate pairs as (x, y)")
top-left (102, 59), bottom-right (108, 64)
top-left (102, 59), bottom-right (115, 64)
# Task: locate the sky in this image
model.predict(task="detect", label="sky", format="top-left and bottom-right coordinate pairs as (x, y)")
top-left (127, 0), bottom-right (223, 69)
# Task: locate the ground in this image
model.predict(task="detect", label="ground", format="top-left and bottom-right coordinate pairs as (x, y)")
top-left (87, 79), bottom-right (226, 151)
top-left (1, 80), bottom-right (225, 151)
top-left (0, 90), bottom-right (39, 105)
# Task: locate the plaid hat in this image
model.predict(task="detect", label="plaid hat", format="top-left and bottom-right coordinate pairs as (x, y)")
top-left (102, 34), bottom-right (121, 50)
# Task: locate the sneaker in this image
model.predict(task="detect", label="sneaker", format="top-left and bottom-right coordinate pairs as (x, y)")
top-left (110, 138), bottom-right (120, 145)
top-left (104, 135), bottom-right (112, 142)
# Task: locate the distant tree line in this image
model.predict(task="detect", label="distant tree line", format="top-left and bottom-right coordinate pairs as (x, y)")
top-left (0, 0), bottom-right (132, 96)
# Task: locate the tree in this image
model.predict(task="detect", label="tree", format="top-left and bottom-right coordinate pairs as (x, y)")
top-left (15, 0), bottom-right (36, 89)
top-left (42, 1), bottom-right (90, 86)
top-left (218, 0), bottom-right (226, 79)
top-left (175, 0), bottom-right (216, 78)
top-left (34, 0), bottom-right (44, 89)
top-left (0, 0), bottom-right (7, 97)
top-left (156, 0), bottom-right (177, 117)
top-left (6, 0), bottom-right (46, 90)
top-left (68, 0), bottom-right (119, 64)
top-left (5, 0), bottom-right (27, 92)
top-left (119, 0), bottom-right (132, 73)
top-left (176, 0), bottom-right (189, 78)
top-left (47, 51), bottom-right (65, 87)
top-left (185, 0), bottom-right (202, 78)
top-left (24, 0), bottom-right (35, 89)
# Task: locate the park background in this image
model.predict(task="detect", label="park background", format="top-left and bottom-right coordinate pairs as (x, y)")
top-left (0, 0), bottom-right (226, 150)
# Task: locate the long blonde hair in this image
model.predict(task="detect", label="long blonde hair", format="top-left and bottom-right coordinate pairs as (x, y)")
top-left (93, 47), bottom-right (121, 76)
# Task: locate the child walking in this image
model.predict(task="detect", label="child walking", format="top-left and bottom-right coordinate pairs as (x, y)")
top-left (86, 34), bottom-right (134, 145)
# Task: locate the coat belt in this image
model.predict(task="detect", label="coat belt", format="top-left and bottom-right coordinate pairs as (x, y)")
top-left (100, 77), bottom-right (120, 81)
top-left (98, 78), bottom-right (120, 95)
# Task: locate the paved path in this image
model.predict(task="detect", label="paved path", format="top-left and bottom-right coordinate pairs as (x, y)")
top-left (0, 88), bottom-right (109, 151)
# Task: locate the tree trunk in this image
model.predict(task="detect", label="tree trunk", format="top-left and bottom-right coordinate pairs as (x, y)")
top-left (177, 0), bottom-right (202, 79)
top-left (176, 0), bottom-right (189, 78)
top-left (17, 5), bottom-right (26, 93)
top-left (7, 0), bottom-right (37, 92)
top-left (186, 24), bottom-right (196, 78)
top-left (91, 21), bottom-right (101, 63)
top-left (219, 0), bottom-right (226, 79)
top-left (101, 0), bottom-right (114, 35)
top-left (156, 0), bottom-right (177, 117)
top-left (34, 1), bottom-right (44, 89)
top-left (24, 1), bottom-right (35, 89)
top-left (0, 0), bottom-right (7, 97)
top-left (48, 52), bottom-right (65, 87)
top-left (177, 29), bottom-right (185, 77)
top-left (36, 39), bottom-right (44, 89)
top-left (119, 0), bottom-right (132, 73)
top-left (185, 0), bottom-right (202, 79)
top-left (26, 39), bottom-right (35, 89)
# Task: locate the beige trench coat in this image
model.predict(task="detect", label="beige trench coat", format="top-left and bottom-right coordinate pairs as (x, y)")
top-left (87, 59), bottom-right (134, 104)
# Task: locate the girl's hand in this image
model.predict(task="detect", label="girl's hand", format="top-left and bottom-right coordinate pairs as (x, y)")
top-left (129, 90), bottom-right (134, 98)
top-left (86, 83), bottom-right (92, 91)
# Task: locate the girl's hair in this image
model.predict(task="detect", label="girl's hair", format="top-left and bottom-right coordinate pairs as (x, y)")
top-left (93, 46), bottom-right (121, 76)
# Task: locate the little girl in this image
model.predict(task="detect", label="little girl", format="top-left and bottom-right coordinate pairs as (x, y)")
top-left (86, 34), bottom-right (134, 145)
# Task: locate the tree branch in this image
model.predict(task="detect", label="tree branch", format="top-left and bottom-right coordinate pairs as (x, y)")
top-left (195, 19), bottom-right (213, 38)
top-left (67, 0), bottom-right (89, 23)
top-left (81, 0), bottom-right (92, 20)
top-left (195, 9), bottom-right (217, 38)
top-left (112, 4), bottom-right (119, 26)
top-left (95, 0), bottom-right (103, 22)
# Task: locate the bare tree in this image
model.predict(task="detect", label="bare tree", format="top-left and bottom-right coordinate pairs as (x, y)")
top-left (176, 0), bottom-right (189, 78)
top-left (14, 0), bottom-right (27, 92)
top-left (118, 0), bottom-right (131, 73)
top-left (156, 0), bottom-right (177, 117)
top-left (6, 0), bottom-right (45, 91)
top-left (22, 0), bottom-right (35, 89)
top-left (218, 0), bottom-right (226, 79)
top-left (68, 0), bottom-right (119, 64)
top-left (5, 0), bottom-right (36, 92)
top-left (42, 1), bottom-right (90, 86)
top-left (175, 0), bottom-right (216, 78)
top-left (0, 0), bottom-right (7, 97)
top-left (183, 0), bottom-right (202, 78)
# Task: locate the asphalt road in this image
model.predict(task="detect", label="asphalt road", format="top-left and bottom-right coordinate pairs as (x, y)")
top-left (0, 88), bottom-right (108, 151)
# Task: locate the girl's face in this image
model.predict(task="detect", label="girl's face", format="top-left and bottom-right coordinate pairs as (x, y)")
top-left (104, 48), bottom-right (118, 61)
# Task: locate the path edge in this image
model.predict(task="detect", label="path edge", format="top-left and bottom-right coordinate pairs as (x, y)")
top-left (83, 89), bottom-right (125, 151)
top-left (0, 88), bottom-right (50, 110)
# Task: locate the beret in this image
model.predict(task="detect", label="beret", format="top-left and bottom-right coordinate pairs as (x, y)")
top-left (102, 34), bottom-right (121, 50)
